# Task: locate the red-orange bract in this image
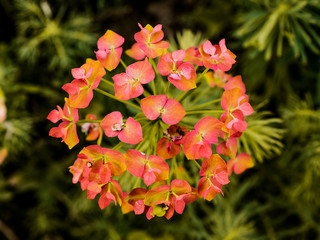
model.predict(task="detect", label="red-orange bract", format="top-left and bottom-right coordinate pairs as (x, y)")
top-left (47, 98), bottom-right (79, 149)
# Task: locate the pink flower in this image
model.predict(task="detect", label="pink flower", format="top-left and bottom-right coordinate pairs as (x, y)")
top-left (134, 23), bottom-right (169, 58)
top-left (141, 95), bottom-right (186, 125)
top-left (122, 188), bottom-right (148, 215)
top-left (183, 117), bottom-right (223, 159)
top-left (100, 111), bottom-right (143, 145)
top-left (69, 145), bottom-right (126, 200)
top-left (95, 30), bottom-right (125, 71)
top-left (198, 154), bottom-right (230, 200)
top-left (125, 149), bottom-right (169, 186)
top-left (185, 46), bottom-right (203, 66)
top-left (227, 153), bottom-right (254, 175)
top-left (144, 179), bottom-right (198, 220)
top-left (99, 180), bottom-right (124, 209)
top-left (62, 59), bottom-right (106, 108)
top-left (199, 39), bottom-right (236, 71)
top-left (112, 58), bottom-right (155, 100)
top-left (81, 114), bottom-right (102, 141)
top-left (220, 88), bottom-right (254, 133)
top-left (157, 50), bottom-right (197, 91)
top-left (47, 98), bottom-right (79, 149)
top-left (216, 137), bottom-right (238, 158)
top-left (224, 75), bottom-right (246, 93)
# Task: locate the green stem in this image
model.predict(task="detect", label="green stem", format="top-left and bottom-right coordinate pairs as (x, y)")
top-left (112, 142), bottom-right (125, 151)
top-left (165, 81), bottom-right (171, 96)
top-left (133, 177), bottom-right (141, 188)
top-left (77, 119), bottom-right (101, 124)
top-left (197, 68), bottom-right (209, 83)
top-left (120, 58), bottom-right (127, 69)
top-left (97, 130), bottom-right (103, 146)
top-left (100, 78), bottom-right (114, 87)
top-left (185, 110), bottom-right (224, 115)
top-left (169, 157), bottom-right (177, 181)
top-left (135, 139), bottom-right (145, 151)
top-left (152, 78), bottom-right (156, 95)
top-left (176, 90), bottom-right (190, 102)
top-left (94, 88), bottom-right (141, 111)
top-left (192, 159), bottom-right (202, 169)
top-left (186, 98), bottom-right (222, 111)
top-left (149, 58), bottom-right (159, 75)
top-left (149, 58), bottom-right (158, 95)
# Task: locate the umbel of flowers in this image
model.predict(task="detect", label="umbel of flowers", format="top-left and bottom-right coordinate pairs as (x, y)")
top-left (47, 23), bottom-right (254, 220)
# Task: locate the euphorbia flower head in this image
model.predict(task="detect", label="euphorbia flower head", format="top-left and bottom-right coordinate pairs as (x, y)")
top-left (198, 154), bottom-right (230, 201)
top-left (185, 46), bottom-right (203, 66)
top-left (183, 116), bottom-right (223, 159)
top-left (122, 188), bottom-right (148, 215)
top-left (199, 39), bottom-right (236, 71)
top-left (157, 50), bottom-right (197, 91)
top-left (141, 95), bottom-right (186, 125)
top-left (204, 69), bottom-right (232, 88)
top-left (80, 145), bottom-right (126, 176)
top-left (62, 59), bottom-right (106, 109)
top-left (81, 114), bottom-right (102, 141)
top-left (156, 125), bottom-right (189, 160)
top-left (47, 98), bottom-right (79, 149)
top-left (221, 88), bottom-right (254, 133)
top-left (134, 23), bottom-right (169, 58)
top-left (112, 58), bottom-right (155, 100)
top-left (227, 153), bottom-right (254, 176)
top-left (216, 136), bottom-right (238, 158)
top-left (99, 180), bottom-right (124, 209)
top-left (69, 145), bottom-right (126, 200)
top-left (125, 149), bottom-right (169, 186)
top-left (100, 111), bottom-right (143, 145)
top-left (144, 179), bottom-right (198, 220)
top-left (95, 30), bottom-right (125, 71)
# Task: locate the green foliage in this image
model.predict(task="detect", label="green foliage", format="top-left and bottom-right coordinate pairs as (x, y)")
top-left (235, 0), bottom-right (320, 63)
top-left (168, 29), bottom-right (206, 51)
top-left (239, 108), bottom-right (285, 163)
top-left (14, 0), bottom-right (97, 70)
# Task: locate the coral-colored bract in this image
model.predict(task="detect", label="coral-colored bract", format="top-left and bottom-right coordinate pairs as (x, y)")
top-left (100, 111), bottom-right (143, 145)
top-left (63, 59), bottom-right (106, 108)
top-left (47, 98), bottom-right (79, 149)
top-left (113, 58), bottom-right (155, 100)
top-left (95, 30), bottom-right (124, 71)
top-left (134, 23), bottom-right (169, 59)
top-left (48, 23), bottom-right (255, 220)
top-left (141, 95), bottom-right (186, 125)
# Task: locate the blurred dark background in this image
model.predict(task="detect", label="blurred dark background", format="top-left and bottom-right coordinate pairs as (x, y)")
top-left (1, 0), bottom-right (320, 239)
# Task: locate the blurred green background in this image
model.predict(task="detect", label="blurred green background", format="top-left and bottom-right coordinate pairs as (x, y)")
top-left (1, 0), bottom-right (320, 239)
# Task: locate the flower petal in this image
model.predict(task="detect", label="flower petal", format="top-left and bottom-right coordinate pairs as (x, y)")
top-left (141, 95), bottom-right (167, 120)
top-left (162, 99), bottom-right (186, 125)
top-left (118, 117), bottom-right (143, 144)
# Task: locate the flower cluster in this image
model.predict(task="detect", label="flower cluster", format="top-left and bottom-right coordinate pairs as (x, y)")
top-left (48, 23), bottom-right (255, 220)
